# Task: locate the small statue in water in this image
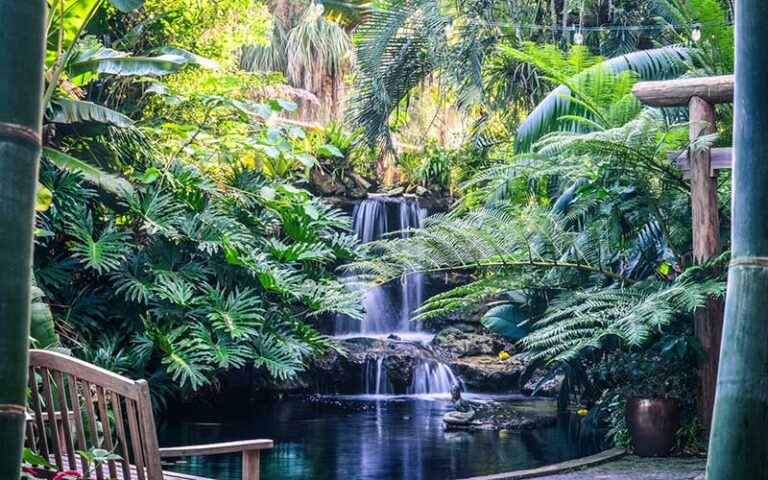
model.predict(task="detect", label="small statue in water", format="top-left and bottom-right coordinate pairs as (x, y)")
top-left (443, 385), bottom-right (476, 426)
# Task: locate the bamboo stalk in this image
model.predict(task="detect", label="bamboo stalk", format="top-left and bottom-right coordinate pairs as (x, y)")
top-left (0, 0), bottom-right (47, 477)
top-left (706, 0), bottom-right (768, 477)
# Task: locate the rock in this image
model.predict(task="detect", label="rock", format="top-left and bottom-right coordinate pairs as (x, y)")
top-left (310, 167), bottom-right (345, 196)
top-left (503, 415), bottom-right (558, 430)
top-left (415, 186), bottom-right (428, 196)
top-left (522, 369), bottom-right (565, 397)
top-left (307, 337), bottom-right (445, 395)
top-left (387, 186), bottom-right (404, 196)
top-left (450, 355), bottom-right (526, 392)
top-left (349, 172), bottom-right (372, 190)
top-left (448, 407), bottom-right (558, 431)
top-left (383, 354), bottom-right (414, 390)
top-left (308, 347), bottom-right (361, 393)
top-left (432, 327), bottom-right (504, 358)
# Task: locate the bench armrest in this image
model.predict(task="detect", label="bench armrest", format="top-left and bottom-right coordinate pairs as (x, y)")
top-left (158, 439), bottom-right (273, 458)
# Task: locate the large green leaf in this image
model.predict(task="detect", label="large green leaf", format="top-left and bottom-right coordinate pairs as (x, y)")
top-left (30, 286), bottom-right (59, 348)
top-left (108, 0), bottom-right (144, 12)
top-left (68, 47), bottom-right (188, 77)
top-left (513, 46), bottom-right (694, 153)
top-left (46, 0), bottom-right (101, 66)
top-left (149, 47), bottom-right (220, 70)
top-left (481, 304), bottom-right (528, 340)
top-left (324, 0), bottom-right (371, 27)
top-left (43, 147), bottom-right (134, 197)
top-left (48, 98), bottom-right (134, 127)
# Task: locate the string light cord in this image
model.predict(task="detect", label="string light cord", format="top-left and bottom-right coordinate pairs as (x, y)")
top-left (321, 0), bottom-right (733, 33)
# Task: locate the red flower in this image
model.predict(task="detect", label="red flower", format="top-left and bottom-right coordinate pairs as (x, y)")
top-left (52, 471), bottom-right (82, 480)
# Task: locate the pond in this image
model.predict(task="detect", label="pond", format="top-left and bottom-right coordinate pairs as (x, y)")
top-left (157, 394), bottom-right (602, 480)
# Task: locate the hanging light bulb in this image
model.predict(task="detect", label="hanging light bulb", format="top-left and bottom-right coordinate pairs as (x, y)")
top-left (445, 22), bottom-right (455, 38)
top-left (574, 30), bottom-right (584, 45)
top-left (691, 23), bottom-right (702, 42)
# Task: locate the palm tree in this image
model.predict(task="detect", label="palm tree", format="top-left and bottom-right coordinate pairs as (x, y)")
top-left (241, 1), bottom-right (356, 122)
top-left (0, 0), bottom-right (47, 476)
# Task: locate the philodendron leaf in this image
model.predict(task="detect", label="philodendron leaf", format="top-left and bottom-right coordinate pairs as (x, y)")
top-left (318, 144), bottom-right (344, 158)
top-left (481, 304), bottom-right (528, 340)
top-left (269, 98), bottom-right (297, 113)
top-left (295, 153), bottom-right (316, 168)
top-left (108, 0), bottom-right (144, 12)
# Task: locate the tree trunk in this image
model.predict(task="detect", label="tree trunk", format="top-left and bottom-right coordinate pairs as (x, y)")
top-left (0, 0), bottom-right (47, 477)
top-left (706, 0), bottom-right (768, 477)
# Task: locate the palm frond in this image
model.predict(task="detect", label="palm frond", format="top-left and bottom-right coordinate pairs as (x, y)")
top-left (513, 45), bottom-right (694, 153)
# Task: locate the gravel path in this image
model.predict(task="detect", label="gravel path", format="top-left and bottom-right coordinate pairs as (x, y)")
top-left (535, 456), bottom-right (706, 480)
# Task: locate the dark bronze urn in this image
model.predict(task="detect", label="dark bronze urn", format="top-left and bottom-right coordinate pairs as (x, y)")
top-left (625, 397), bottom-right (679, 457)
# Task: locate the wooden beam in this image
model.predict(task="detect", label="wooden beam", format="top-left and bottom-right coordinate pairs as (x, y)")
top-left (633, 75), bottom-right (734, 107)
top-left (669, 147), bottom-right (733, 179)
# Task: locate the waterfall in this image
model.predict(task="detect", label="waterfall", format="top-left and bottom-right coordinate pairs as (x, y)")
top-left (336, 196), bottom-right (463, 396)
top-left (407, 359), bottom-right (459, 395)
top-left (336, 196), bottom-right (427, 336)
top-left (364, 357), bottom-right (394, 395)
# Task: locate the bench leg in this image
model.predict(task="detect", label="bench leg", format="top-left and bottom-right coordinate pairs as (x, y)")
top-left (242, 450), bottom-right (260, 480)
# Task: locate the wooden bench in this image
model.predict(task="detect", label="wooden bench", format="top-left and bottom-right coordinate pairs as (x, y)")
top-left (26, 349), bottom-right (273, 480)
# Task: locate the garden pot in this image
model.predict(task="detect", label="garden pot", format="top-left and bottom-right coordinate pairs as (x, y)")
top-left (625, 397), bottom-right (678, 457)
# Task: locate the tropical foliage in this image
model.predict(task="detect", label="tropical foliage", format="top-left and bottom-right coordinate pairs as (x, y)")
top-left (348, 0), bottom-right (732, 154)
top-left (348, 0), bottom-right (733, 447)
top-left (34, 0), bottom-right (362, 403)
top-left (23, 0), bottom-right (737, 456)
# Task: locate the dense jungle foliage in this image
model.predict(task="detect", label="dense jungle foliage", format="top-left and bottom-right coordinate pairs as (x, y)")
top-left (35, 0), bottom-right (367, 405)
top-left (345, 0), bottom-right (734, 450)
top-left (34, 0), bottom-right (735, 453)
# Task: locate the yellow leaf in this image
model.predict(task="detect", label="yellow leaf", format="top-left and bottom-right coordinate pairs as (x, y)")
top-left (36, 184), bottom-right (52, 212)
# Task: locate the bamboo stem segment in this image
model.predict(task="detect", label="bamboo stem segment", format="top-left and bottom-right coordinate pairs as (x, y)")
top-left (706, 0), bottom-right (768, 477)
top-left (0, 0), bottom-right (47, 478)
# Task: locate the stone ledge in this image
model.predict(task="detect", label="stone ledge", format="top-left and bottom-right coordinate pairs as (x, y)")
top-left (457, 448), bottom-right (626, 480)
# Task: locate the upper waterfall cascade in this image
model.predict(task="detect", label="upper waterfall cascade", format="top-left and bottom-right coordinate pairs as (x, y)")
top-left (337, 196), bottom-right (427, 336)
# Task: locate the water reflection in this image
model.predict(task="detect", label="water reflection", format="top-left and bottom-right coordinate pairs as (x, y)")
top-left (157, 396), bottom-right (602, 480)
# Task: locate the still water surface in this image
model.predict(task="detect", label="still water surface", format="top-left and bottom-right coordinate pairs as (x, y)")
top-left (157, 394), bottom-right (601, 480)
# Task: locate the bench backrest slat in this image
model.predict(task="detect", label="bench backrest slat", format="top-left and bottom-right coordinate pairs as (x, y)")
top-left (27, 350), bottom-right (164, 479)
top-left (53, 370), bottom-right (77, 469)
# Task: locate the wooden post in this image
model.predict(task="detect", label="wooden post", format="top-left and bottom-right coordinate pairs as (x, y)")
top-left (633, 78), bottom-right (735, 433)
top-left (688, 96), bottom-right (723, 433)
top-left (243, 450), bottom-right (261, 480)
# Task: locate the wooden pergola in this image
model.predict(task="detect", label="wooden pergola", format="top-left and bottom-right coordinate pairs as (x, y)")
top-left (632, 74), bottom-right (735, 432)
